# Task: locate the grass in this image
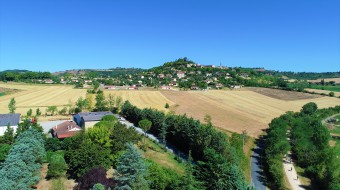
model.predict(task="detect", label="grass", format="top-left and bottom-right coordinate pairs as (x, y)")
top-left (141, 137), bottom-right (185, 174)
top-left (242, 136), bottom-right (255, 183)
top-left (310, 85), bottom-right (340, 92)
top-left (49, 177), bottom-right (67, 190)
top-left (0, 92), bottom-right (4, 97)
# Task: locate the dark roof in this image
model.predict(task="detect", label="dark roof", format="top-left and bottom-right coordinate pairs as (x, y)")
top-left (0, 114), bottom-right (21, 126)
top-left (78, 111), bottom-right (113, 122)
top-left (53, 121), bottom-right (82, 139)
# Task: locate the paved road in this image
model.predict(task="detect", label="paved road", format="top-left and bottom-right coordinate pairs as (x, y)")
top-left (251, 143), bottom-right (266, 190)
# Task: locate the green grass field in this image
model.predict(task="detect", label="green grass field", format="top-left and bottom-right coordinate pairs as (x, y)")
top-left (310, 85), bottom-right (340, 92)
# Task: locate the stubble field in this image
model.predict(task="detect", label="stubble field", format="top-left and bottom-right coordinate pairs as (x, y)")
top-left (1, 83), bottom-right (340, 137)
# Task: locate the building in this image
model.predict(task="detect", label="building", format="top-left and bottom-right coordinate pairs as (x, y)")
top-left (52, 121), bottom-right (82, 139)
top-left (177, 72), bottom-right (186, 79)
top-left (0, 114), bottom-right (21, 136)
top-left (161, 86), bottom-right (172, 90)
top-left (73, 111), bottom-right (113, 129)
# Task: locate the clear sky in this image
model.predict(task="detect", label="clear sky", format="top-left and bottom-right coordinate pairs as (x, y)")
top-left (0, 0), bottom-right (339, 72)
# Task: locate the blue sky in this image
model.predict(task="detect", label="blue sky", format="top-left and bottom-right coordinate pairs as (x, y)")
top-left (0, 0), bottom-right (339, 72)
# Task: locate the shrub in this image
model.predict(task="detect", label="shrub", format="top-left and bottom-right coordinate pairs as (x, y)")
top-left (47, 153), bottom-right (68, 179)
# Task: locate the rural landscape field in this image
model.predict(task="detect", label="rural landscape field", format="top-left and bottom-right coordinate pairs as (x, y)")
top-left (1, 82), bottom-right (340, 137)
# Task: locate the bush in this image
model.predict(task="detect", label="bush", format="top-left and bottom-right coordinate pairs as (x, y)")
top-left (165, 103), bottom-right (170, 108)
top-left (329, 92), bottom-right (335, 97)
top-left (47, 153), bottom-right (68, 179)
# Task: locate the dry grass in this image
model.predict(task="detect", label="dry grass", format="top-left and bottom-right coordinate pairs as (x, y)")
top-left (103, 90), bottom-right (174, 112)
top-left (162, 88), bottom-right (340, 137)
top-left (0, 82), bottom-right (87, 115)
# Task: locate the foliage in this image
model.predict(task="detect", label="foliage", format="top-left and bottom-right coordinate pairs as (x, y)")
top-left (46, 105), bottom-right (58, 116)
top-left (3, 125), bottom-right (15, 144)
top-left (114, 143), bottom-right (149, 190)
top-left (146, 161), bottom-right (184, 190)
top-left (76, 97), bottom-right (89, 112)
top-left (329, 91), bottom-right (335, 97)
top-left (87, 122), bottom-right (114, 148)
top-left (47, 153), bottom-right (68, 179)
top-left (36, 108), bottom-right (41, 116)
top-left (16, 116), bottom-right (44, 136)
top-left (0, 144), bottom-right (11, 162)
top-left (95, 91), bottom-right (108, 111)
top-left (75, 167), bottom-right (115, 190)
top-left (301, 102), bottom-right (318, 115)
top-left (8, 97), bottom-right (16, 113)
top-left (27, 108), bottom-right (32, 116)
top-left (110, 123), bottom-right (142, 154)
top-left (65, 141), bottom-right (111, 178)
top-left (58, 107), bottom-right (68, 115)
top-left (92, 183), bottom-right (105, 190)
top-left (0, 128), bottom-right (46, 189)
top-left (120, 101), bottom-right (250, 189)
top-left (101, 115), bottom-right (118, 123)
top-left (165, 103), bottom-right (169, 109)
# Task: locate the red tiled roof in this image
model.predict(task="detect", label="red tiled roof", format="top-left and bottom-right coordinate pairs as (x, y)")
top-left (53, 121), bottom-right (82, 139)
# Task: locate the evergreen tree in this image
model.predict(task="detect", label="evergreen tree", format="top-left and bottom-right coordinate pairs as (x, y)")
top-left (3, 124), bottom-right (14, 144)
top-left (27, 108), bottom-right (32, 116)
top-left (115, 143), bottom-right (149, 190)
top-left (36, 108), bottom-right (41, 116)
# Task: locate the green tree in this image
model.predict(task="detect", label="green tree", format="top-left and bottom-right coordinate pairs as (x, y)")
top-left (3, 124), bottom-right (14, 144)
top-left (329, 92), bottom-right (335, 97)
top-left (76, 97), bottom-right (89, 112)
top-left (58, 107), bottom-right (68, 115)
top-left (115, 143), bottom-right (149, 190)
top-left (95, 91), bottom-right (108, 111)
top-left (36, 108), bottom-right (42, 116)
top-left (65, 141), bottom-right (111, 178)
top-left (27, 108), bottom-right (32, 116)
top-left (165, 103), bottom-right (169, 109)
top-left (46, 106), bottom-right (58, 116)
top-left (107, 94), bottom-right (115, 111)
top-left (138, 119), bottom-right (152, 148)
top-left (115, 96), bottom-right (123, 112)
top-left (301, 102), bottom-right (318, 115)
top-left (47, 153), bottom-right (68, 179)
top-left (92, 183), bottom-right (105, 190)
top-left (8, 98), bottom-right (16, 113)
top-left (0, 144), bottom-right (11, 162)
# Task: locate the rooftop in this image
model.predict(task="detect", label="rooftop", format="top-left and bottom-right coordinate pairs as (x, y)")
top-left (53, 120), bottom-right (82, 139)
top-left (0, 114), bottom-right (21, 126)
top-left (77, 111), bottom-right (113, 121)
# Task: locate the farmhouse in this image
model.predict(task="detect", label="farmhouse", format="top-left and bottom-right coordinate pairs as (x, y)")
top-left (52, 121), bottom-right (82, 139)
top-left (73, 111), bottom-right (113, 128)
top-left (0, 114), bottom-right (21, 136)
top-left (161, 86), bottom-right (172, 90)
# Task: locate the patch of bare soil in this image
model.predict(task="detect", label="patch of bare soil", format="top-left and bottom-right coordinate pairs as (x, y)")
top-left (246, 87), bottom-right (321, 100)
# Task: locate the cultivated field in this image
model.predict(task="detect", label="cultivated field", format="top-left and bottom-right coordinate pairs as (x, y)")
top-left (0, 82), bottom-right (87, 115)
top-left (1, 83), bottom-right (340, 137)
top-left (161, 88), bottom-right (340, 137)
top-left (103, 89), bottom-right (174, 112)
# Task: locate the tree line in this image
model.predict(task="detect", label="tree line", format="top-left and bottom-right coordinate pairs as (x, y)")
top-left (121, 101), bottom-right (252, 189)
top-left (264, 103), bottom-right (340, 190)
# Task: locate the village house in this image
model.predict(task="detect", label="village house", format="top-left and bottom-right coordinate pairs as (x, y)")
top-left (176, 71), bottom-right (186, 79)
top-left (73, 111), bottom-right (114, 129)
top-left (51, 121), bottom-right (82, 139)
top-left (231, 85), bottom-right (243, 89)
top-left (158, 74), bottom-right (165, 79)
top-left (161, 86), bottom-right (172, 90)
top-left (190, 85), bottom-right (200, 90)
top-left (215, 83), bottom-right (223, 89)
top-left (0, 114), bottom-right (21, 136)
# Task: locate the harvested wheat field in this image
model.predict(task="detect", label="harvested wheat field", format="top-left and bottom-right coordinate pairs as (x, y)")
top-left (0, 82), bottom-right (87, 115)
top-left (307, 77), bottom-right (340, 83)
top-left (161, 88), bottom-right (340, 137)
top-left (103, 90), bottom-right (174, 112)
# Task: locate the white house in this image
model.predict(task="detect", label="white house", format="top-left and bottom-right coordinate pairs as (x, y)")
top-left (0, 114), bottom-right (21, 136)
